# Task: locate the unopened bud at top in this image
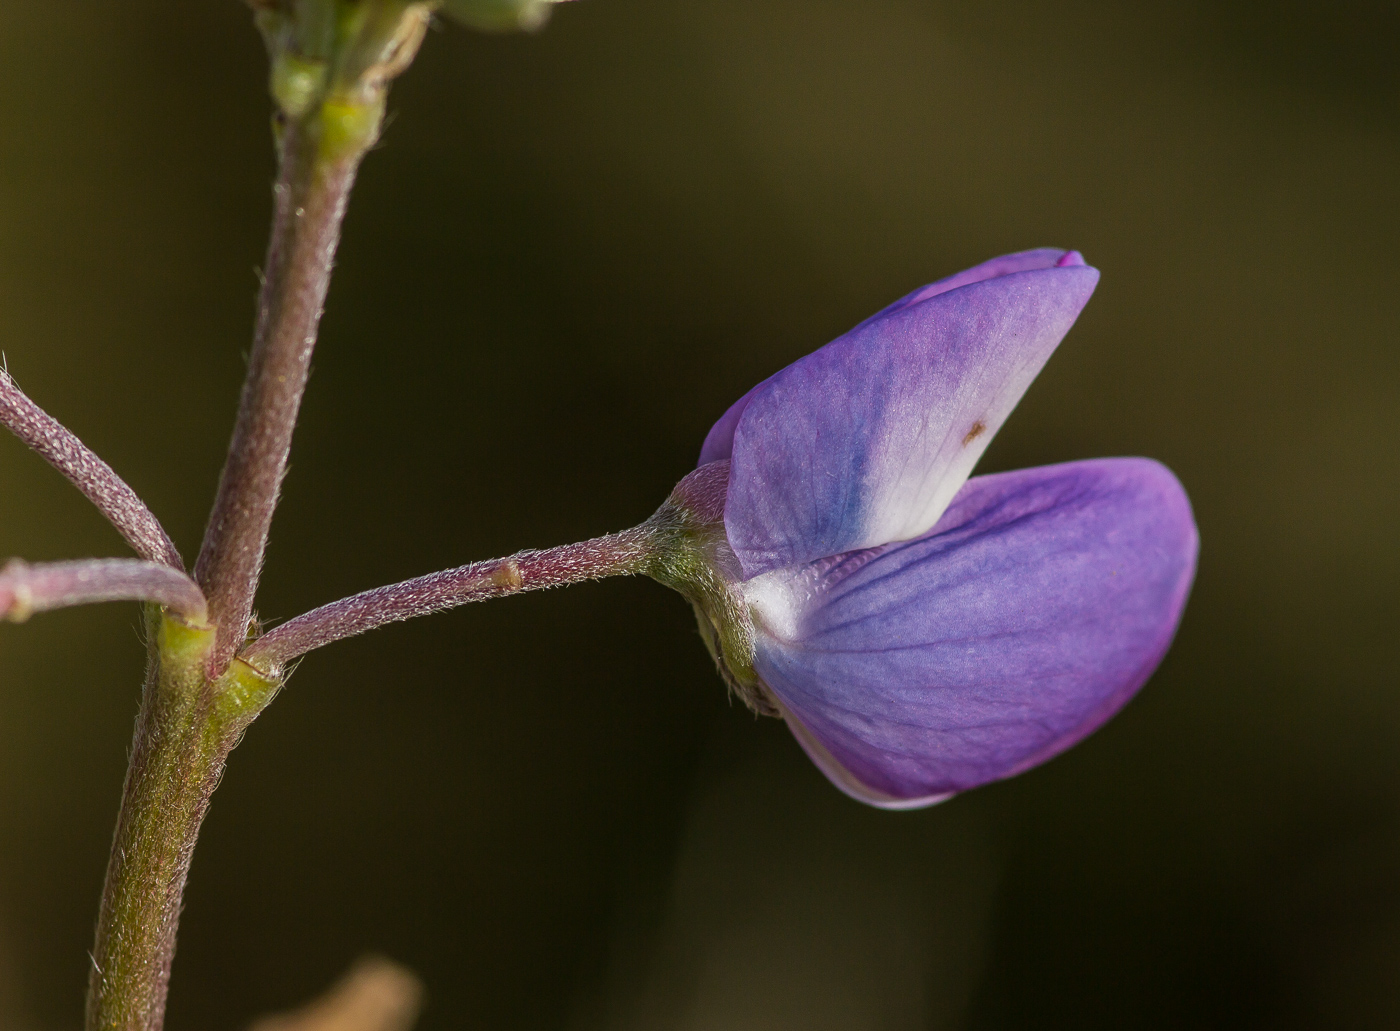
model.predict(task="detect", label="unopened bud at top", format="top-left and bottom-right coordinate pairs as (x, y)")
top-left (253, 0), bottom-right (433, 159)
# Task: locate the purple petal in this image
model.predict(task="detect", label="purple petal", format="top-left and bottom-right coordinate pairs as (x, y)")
top-left (698, 379), bottom-right (765, 467)
top-left (716, 254), bottom-right (1099, 578)
top-left (698, 249), bottom-right (1084, 469)
top-left (743, 459), bottom-right (1198, 808)
top-left (853, 247), bottom-right (1085, 329)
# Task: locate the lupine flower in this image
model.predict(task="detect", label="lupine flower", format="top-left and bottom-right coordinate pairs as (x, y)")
top-left (654, 248), bottom-right (1198, 808)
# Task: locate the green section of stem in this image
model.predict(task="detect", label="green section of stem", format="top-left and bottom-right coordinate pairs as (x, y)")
top-left (86, 613), bottom-right (279, 1031)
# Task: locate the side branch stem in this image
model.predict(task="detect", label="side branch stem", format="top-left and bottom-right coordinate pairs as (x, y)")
top-left (195, 121), bottom-right (360, 674)
top-left (0, 558), bottom-right (206, 624)
top-left (0, 371), bottom-right (183, 569)
top-left (242, 526), bottom-right (657, 671)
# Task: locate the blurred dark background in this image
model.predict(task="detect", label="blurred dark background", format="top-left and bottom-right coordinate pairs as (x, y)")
top-left (0, 0), bottom-right (1396, 1027)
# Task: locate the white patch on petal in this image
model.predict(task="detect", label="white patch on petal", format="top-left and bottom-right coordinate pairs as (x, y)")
top-left (849, 274), bottom-right (1094, 552)
top-left (742, 568), bottom-right (810, 645)
top-left (859, 408), bottom-right (1000, 549)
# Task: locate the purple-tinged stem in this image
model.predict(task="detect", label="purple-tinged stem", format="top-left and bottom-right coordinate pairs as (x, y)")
top-left (242, 527), bottom-right (657, 672)
top-left (82, 9), bottom-right (434, 1030)
top-left (0, 558), bottom-right (207, 624)
top-left (0, 371), bottom-right (183, 569)
top-left (195, 119), bottom-right (359, 674)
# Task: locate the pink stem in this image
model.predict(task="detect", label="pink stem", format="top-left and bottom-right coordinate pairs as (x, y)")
top-left (195, 122), bottom-right (359, 674)
top-left (0, 558), bottom-right (207, 624)
top-left (0, 371), bottom-right (183, 570)
top-left (241, 527), bottom-right (655, 671)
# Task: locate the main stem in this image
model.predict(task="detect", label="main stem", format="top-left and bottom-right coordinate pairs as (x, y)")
top-left (86, 616), bottom-right (277, 1031)
top-left (84, 8), bottom-right (434, 1028)
top-left (87, 105), bottom-right (367, 1031)
top-left (195, 119), bottom-right (359, 676)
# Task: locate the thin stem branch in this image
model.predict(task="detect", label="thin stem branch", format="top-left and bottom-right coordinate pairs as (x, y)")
top-left (242, 527), bottom-right (657, 671)
top-left (195, 120), bottom-right (360, 673)
top-left (0, 558), bottom-right (207, 624)
top-left (0, 370), bottom-right (183, 569)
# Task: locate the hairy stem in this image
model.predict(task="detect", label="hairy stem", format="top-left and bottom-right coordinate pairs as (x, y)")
top-left (86, 616), bottom-right (278, 1031)
top-left (242, 527), bottom-right (659, 671)
top-left (0, 558), bottom-right (206, 624)
top-left (0, 371), bottom-right (183, 569)
top-left (84, 9), bottom-right (435, 1027)
top-left (78, 7), bottom-right (451, 1029)
top-left (195, 119), bottom-right (360, 675)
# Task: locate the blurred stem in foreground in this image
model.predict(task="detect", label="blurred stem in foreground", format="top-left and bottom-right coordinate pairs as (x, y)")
top-left (248, 956), bottom-right (424, 1031)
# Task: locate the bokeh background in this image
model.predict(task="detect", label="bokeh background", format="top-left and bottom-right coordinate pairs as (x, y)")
top-left (0, 0), bottom-right (1396, 1027)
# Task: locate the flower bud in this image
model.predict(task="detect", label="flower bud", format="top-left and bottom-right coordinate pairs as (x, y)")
top-left (253, 0), bottom-right (433, 158)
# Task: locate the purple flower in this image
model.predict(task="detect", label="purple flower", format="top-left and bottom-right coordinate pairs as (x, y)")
top-left (660, 248), bottom-right (1198, 809)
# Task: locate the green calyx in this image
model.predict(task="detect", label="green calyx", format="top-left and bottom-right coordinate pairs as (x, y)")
top-left (640, 466), bottom-right (778, 718)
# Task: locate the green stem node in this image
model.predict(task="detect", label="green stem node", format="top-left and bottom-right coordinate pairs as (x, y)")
top-left (85, 613), bottom-right (279, 1031)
